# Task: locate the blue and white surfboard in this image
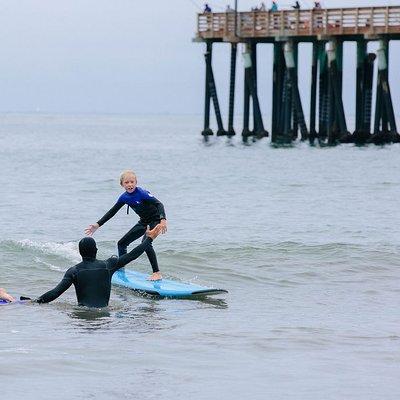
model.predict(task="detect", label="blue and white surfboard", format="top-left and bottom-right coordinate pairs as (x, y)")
top-left (112, 269), bottom-right (227, 298)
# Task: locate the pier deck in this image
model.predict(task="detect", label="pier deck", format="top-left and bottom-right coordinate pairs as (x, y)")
top-left (196, 6), bottom-right (400, 41)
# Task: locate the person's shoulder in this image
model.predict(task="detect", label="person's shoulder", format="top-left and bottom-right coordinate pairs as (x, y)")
top-left (117, 191), bottom-right (129, 203)
top-left (106, 255), bottom-right (119, 269)
top-left (137, 187), bottom-right (154, 198)
top-left (70, 261), bottom-right (85, 271)
top-left (64, 264), bottom-right (79, 278)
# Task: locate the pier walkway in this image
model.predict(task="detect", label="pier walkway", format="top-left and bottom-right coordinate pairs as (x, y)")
top-left (196, 6), bottom-right (400, 41)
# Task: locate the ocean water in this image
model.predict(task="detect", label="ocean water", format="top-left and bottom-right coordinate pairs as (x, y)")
top-left (1, 113), bottom-right (400, 400)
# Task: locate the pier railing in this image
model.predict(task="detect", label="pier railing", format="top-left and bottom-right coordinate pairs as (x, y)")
top-left (197, 6), bottom-right (400, 39)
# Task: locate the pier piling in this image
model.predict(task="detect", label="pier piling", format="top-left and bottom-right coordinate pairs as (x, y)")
top-left (203, 42), bottom-right (227, 137)
top-left (202, 42), bottom-right (213, 137)
top-left (196, 6), bottom-right (400, 146)
top-left (227, 43), bottom-right (237, 137)
top-left (272, 42), bottom-right (285, 143)
top-left (371, 40), bottom-right (399, 144)
top-left (309, 42), bottom-right (319, 145)
top-left (318, 45), bottom-right (329, 144)
top-left (242, 44), bottom-right (268, 141)
top-left (284, 41), bottom-right (308, 142)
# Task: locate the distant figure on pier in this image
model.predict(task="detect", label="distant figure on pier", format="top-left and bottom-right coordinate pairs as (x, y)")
top-left (292, 1), bottom-right (300, 9)
top-left (226, 5), bottom-right (234, 12)
top-left (204, 3), bottom-right (212, 13)
top-left (270, 1), bottom-right (278, 12)
top-left (314, 1), bottom-right (323, 27)
top-left (260, 2), bottom-right (266, 11)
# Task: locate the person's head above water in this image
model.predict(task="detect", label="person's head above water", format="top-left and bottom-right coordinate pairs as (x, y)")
top-left (119, 169), bottom-right (137, 193)
top-left (79, 237), bottom-right (98, 259)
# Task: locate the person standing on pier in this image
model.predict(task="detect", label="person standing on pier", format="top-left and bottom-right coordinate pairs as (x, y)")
top-left (270, 1), bottom-right (278, 12)
top-left (292, 1), bottom-right (300, 9)
top-left (314, 1), bottom-right (321, 9)
top-left (204, 3), bottom-right (212, 13)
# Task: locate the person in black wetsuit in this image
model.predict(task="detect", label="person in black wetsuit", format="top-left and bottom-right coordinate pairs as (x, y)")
top-left (35, 225), bottom-right (161, 308)
top-left (85, 170), bottom-right (167, 281)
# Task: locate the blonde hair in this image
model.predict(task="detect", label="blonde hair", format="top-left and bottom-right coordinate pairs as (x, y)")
top-left (120, 170), bottom-right (137, 186)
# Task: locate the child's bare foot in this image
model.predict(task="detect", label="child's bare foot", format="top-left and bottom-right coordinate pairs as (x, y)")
top-left (148, 272), bottom-right (162, 281)
top-left (146, 225), bottom-right (162, 240)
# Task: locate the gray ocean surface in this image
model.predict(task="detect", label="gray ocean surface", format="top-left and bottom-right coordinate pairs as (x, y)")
top-left (1, 114), bottom-right (400, 400)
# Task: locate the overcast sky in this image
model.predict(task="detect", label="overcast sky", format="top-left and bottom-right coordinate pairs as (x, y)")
top-left (0, 0), bottom-right (397, 114)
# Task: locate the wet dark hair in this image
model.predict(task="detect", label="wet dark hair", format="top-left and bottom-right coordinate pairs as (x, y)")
top-left (79, 237), bottom-right (98, 259)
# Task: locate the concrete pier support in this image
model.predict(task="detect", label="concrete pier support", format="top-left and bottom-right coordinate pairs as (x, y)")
top-left (370, 40), bottom-right (399, 144)
top-left (309, 41), bottom-right (319, 145)
top-left (272, 42), bottom-right (296, 144)
top-left (355, 40), bottom-right (367, 133)
top-left (202, 42), bottom-right (213, 136)
top-left (318, 44), bottom-right (329, 143)
top-left (242, 43), bottom-right (268, 141)
top-left (348, 40), bottom-right (376, 144)
top-left (284, 41), bottom-right (308, 141)
top-left (272, 41), bottom-right (310, 145)
top-left (203, 42), bottom-right (227, 137)
top-left (227, 43), bottom-right (237, 137)
top-left (326, 40), bottom-right (349, 145)
top-left (362, 54), bottom-right (375, 135)
top-left (242, 46), bottom-right (252, 139)
top-left (291, 42), bottom-right (299, 140)
top-left (272, 42), bottom-right (285, 143)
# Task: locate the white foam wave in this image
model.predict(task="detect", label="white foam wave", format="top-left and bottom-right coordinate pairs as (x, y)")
top-left (18, 239), bottom-right (80, 263)
top-left (33, 256), bottom-right (65, 272)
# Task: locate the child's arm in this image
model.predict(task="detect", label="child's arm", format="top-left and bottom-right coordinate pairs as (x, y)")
top-left (85, 202), bottom-right (124, 236)
top-left (143, 191), bottom-right (168, 233)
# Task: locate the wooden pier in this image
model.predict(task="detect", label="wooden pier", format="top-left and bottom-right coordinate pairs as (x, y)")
top-left (195, 6), bottom-right (400, 145)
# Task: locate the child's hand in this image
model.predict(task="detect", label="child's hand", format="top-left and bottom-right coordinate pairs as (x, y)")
top-left (85, 223), bottom-right (99, 236)
top-left (0, 288), bottom-right (15, 302)
top-left (146, 225), bottom-right (162, 240)
top-left (159, 219), bottom-right (167, 234)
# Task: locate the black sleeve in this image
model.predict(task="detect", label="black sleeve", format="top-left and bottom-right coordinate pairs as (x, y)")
top-left (110, 238), bottom-right (153, 273)
top-left (97, 202), bottom-right (124, 226)
top-left (146, 196), bottom-right (166, 220)
top-left (36, 269), bottom-right (74, 304)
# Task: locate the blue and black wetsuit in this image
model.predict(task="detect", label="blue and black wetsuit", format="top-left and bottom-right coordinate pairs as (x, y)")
top-left (97, 187), bottom-right (166, 273)
top-left (36, 237), bottom-right (152, 307)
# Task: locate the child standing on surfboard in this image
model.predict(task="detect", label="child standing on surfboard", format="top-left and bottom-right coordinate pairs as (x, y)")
top-left (85, 170), bottom-right (167, 281)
